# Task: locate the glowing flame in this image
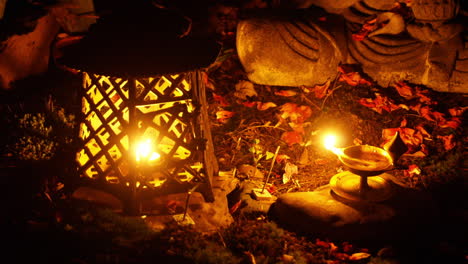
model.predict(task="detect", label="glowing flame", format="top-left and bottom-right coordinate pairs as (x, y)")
top-left (135, 139), bottom-right (161, 162)
top-left (323, 134), bottom-right (343, 156)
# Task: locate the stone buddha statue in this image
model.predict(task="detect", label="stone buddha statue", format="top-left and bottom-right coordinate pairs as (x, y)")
top-left (236, 0), bottom-right (467, 93)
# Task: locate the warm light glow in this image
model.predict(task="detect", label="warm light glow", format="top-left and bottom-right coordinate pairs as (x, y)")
top-left (323, 134), bottom-right (337, 150)
top-left (323, 134), bottom-right (343, 156)
top-left (135, 139), bottom-right (161, 162)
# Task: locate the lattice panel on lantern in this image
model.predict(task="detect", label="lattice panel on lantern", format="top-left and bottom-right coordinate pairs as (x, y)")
top-left (76, 72), bottom-right (209, 192)
top-left (77, 73), bottom-right (130, 182)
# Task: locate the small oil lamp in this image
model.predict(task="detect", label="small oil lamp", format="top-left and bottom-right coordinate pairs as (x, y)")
top-left (323, 133), bottom-right (402, 202)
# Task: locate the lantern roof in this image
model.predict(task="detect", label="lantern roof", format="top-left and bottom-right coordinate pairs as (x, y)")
top-left (57, 2), bottom-right (221, 77)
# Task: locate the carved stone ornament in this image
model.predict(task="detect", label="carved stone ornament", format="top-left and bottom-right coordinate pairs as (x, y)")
top-left (237, 0), bottom-right (468, 93)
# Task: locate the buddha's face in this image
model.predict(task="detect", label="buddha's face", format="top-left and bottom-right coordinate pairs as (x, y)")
top-left (411, 0), bottom-right (459, 21)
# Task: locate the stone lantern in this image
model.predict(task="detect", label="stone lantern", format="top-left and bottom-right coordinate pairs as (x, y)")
top-left (58, 3), bottom-right (221, 215)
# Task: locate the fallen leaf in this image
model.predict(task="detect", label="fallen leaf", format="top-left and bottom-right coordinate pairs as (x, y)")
top-left (439, 117), bottom-right (461, 129)
top-left (280, 103), bottom-right (313, 123)
top-left (449, 106), bottom-right (468, 117)
top-left (281, 131), bottom-right (303, 146)
top-left (349, 252), bottom-right (371, 260)
top-left (242, 101), bottom-right (257, 108)
top-left (213, 93), bottom-right (230, 106)
top-left (359, 93), bottom-right (400, 114)
top-left (216, 110), bottom-right (235, 123)
top-left (404, 164), bottom-right (421, 179)
top-left (257, 101), bottom-right (277, 111)
top-left (276, 154), bottom-right (291, 163)
top-left (338, 65), bottom-right (373, 86)
top-left (275, 90), bottom-right (297, 97)
top-left (234, 80), bottom-right (257, 100)
top-left (415, 124), bottom-right (431, 139)
top-left (229, 200), bottom-right (242, 214)
top-left (437, 134), bottom-right (456, 151)
top-left (351, 18), bottom-right (378, 41)
top-left (394, 81), bottom-right (415, 98)
top-left (316, 239), bottom-right (331, 248)
top-left (283, 162), bottom-right (298, 184)
top-left (312, 80), bottom-right (331, 99)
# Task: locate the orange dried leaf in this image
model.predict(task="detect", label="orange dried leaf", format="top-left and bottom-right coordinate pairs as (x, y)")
top-left (212, 93), bottom-right (230, 106)
top-left (280, 103), bottom-right (312, 123)
top-left (349, 252), bottom-right (371, 260)
top-left (449, 106), bottom-right (468, 117)
top-left (281, 131), bottom-right (303, 146)
top-left (312, 80), bottom-right (331, 99)
top-left (437, 134), bottom-right (456, 151)
top-left (275, 90), bottom-right (297, 97)
top-left (257, 101), bottom-right (277, 111)
top-left (351, 18), bottom-right (378, 41)
top-left (394, 81), bottom-right (415, 98)
top-left (216, 110), bottom-right (235, 123)
top-left (242, 101), bottom-right (257, 108)
top-left (358, 93), bottom-right (399, 114)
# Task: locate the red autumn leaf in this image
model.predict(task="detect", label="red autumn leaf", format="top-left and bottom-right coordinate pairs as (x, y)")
top-left (449, 106), bottom-right (468, 117)
top-left (281, 131), bottom-right (303, 146)
top-left (359, 93), bottom-right (400, 114)
top-left (342, 242), bottom-right (354, 253)
top-left (437, 134), bottom-right (456, 151)
top-left (274, 90), bottom-right (297, 97)
top-left (267, 184), bottom-right (277, 194)
top-left (276, 154), bottom-right (291, 163)
top-left (439, 117), bottom-right (461, 129)
top-left (415, 87), bottom-right (434, 105)
top-left (415, 124), bottom-right (431, 139)
top-left (229, 200), bottom-right (242, 214)
top-left (289, 122), bottom-right (305, 134)
top-left (315, 239), bottom-right (331, 248)
top-left (400, 127), bottom-right (423, 147)
top-left (280, 103), bottom-right (312, 123)
top-left (417, 106), bottom-right (446, 124)
top-left (404, 164), bottom-right (421, 178)
top-left (202, 72), bottom-right (215, 90)
top-left (351, 18), bottom-right (378, 41)
top-left (212, 93), bottom-right (230, 106)
top-left (312, 80), bottom-right (331, 99)
top-left (394, 81), bottom-right (415, 98)
top-left (338, 65), bottom-right (372, 86)
top-left (216, 110), bottom-right (235, 123)
top-left (242, 101), bottom-right (257, 108)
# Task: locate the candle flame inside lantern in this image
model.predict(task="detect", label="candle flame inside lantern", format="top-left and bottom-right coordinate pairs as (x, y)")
top-left (323, 134), bottom-right (343, 156)
top-left (135, 139), bottom-right (161, 162)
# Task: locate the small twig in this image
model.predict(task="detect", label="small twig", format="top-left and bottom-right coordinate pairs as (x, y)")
top-left (261, 145), bottom-right (281, 193)
top-left (217, 231), bottom-right (227, 248)
top-left (230, 136), bottom-right (242, 164)
top-left (237, 125), bottom-right (287, 135)
top-left (300, 94), bottom-right (321, 111)
top-left (244, 251), bottom-right (257, 264)
top-left (320, 71), bottom-right (342, 110)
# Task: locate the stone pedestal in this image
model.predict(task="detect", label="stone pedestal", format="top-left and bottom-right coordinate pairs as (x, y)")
top-left (268, 183), bottom-right (441, 242)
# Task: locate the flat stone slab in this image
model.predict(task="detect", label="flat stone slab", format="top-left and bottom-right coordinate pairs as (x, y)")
top-left (268, 184), bottom-right (441, 242)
